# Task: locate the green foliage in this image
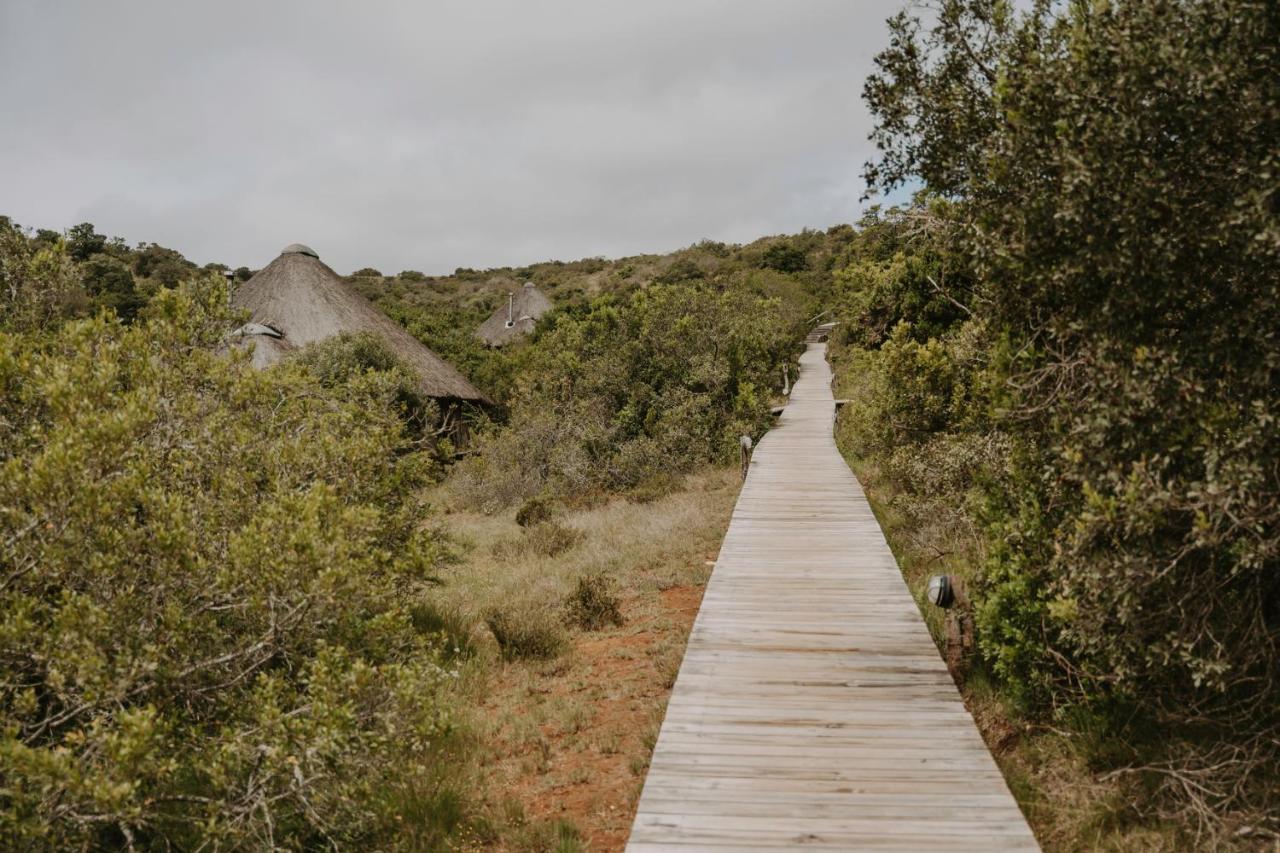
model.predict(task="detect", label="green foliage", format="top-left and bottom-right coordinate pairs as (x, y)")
top-left (80, 253), bottom-right (145, 321)
top-left (855, 0), bottom-right (1280, 828)
top-left (132, 242), bottom-right (196, 287)
top-left (656, 257), bottom-right (704, 283)
top-left (627, 472), bottom-right (681, 504)
top-left (0, 282), bottom-right (464, 848)
top-left (452, 280), bottom-right (809, 509)
top-left (0, 222), bottom-right (88, 333)
top-left (392, 302), bottom-right (526, 403)
top-left (760, 241), bottom-right (807, 273)
top-left (65, 221), bottom-right (106, 262)
top-left (832, 208), bottom-right (972, 347)
top-left (2, 219), bottom-right (219, 327)
top-left (292, 331), bottom-right (442, 444)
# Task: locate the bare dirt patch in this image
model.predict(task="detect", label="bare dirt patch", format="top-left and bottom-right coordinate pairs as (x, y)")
top-left (476, 581), bottom-right (706, 851)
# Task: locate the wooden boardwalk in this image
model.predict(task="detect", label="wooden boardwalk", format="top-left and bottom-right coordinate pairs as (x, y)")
top-left (627, 342), bottom-right (1039, 851)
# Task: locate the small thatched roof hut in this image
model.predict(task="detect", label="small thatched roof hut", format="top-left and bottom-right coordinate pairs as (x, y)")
top-left (476, 281), bottom-right (553, 347)
top-left (232, 244), bottom-right (487, 403)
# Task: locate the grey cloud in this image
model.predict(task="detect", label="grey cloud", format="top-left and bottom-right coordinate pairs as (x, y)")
top-left (1, 0), bottom-right (906, 274)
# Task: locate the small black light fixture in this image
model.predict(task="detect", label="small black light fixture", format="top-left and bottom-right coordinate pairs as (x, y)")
top-left (927, 574), bottom-right (956, 609)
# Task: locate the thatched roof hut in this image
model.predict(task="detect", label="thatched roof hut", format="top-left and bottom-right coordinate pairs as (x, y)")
top-left (232, 244), bottom-right (487, 403)
top-left (476, 281), bottom-right (553, 347)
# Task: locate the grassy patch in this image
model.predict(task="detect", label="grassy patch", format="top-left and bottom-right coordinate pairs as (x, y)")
top-left (436, 467), bottom-right (739, 849)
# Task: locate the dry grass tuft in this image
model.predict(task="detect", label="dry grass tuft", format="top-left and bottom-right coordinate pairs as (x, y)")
top-left (436, 466), bottom-right (740, 849)
top-left (564, 574), bottom-right (624, 631)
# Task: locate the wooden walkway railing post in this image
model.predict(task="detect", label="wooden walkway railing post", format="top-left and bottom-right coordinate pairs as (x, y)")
top-left (626, 340), bottom-right (1039, 851)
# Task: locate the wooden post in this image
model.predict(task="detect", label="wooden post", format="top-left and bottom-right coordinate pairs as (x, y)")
top-left (944, 579), bottom-right (974, 676)
top-left (739, 434), bottom-right (753, 480)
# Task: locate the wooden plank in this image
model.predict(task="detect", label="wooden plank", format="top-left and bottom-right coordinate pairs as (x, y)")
top-left (626, 341), bottom-right (1039, 850)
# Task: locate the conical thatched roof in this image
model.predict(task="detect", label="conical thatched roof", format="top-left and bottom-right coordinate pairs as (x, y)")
top-left (476, 282), bottom-right (553, 347)
top-left (232, 244), bottom-right (487, 402)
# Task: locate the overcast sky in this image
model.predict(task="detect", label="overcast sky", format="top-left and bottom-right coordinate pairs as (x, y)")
top-left (1, 1), bottom-right (908, 275)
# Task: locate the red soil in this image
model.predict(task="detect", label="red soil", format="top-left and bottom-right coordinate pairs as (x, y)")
top-left (477, 577), bottom-right (710, 850)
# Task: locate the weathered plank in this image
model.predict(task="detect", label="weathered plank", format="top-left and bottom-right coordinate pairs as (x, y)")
top-left (626, 341), bottom-right (1039, 851)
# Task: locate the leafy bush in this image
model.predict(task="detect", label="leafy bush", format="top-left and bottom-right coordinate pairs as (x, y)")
top-left (857, 0), bottom-right (1280, 829)
top-left (0, 222), bottom-right (87, 333)
top-left (292, 331), bottom-right (442, 443)
top-left (452, 281), bottom-right (809, 509)
top-left (80, 253), bottom-right (145, 321)
top-left (0, 281), bottom-right (464, 848)
top-left (564, 574), bottom-right (624, 631)
top-left (760, 242), bottom-right (807, 273)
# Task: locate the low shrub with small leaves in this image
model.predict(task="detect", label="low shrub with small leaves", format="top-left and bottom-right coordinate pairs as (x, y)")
top-left (451, 280), bottom-right (811, 509)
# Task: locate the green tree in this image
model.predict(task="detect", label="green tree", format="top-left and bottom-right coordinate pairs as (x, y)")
top-left (65, 222), bottom-right (106, 262)
top-left (861, 0), bottom-right (1279, 826)
top-left (0, 221), bottom-right (87, 332)
top-left (760, 242), bottom-right (807, 273)
top-left (133, 242), bottom-right (195, 287)
top-left (80, 254), bottom-right (145, 320)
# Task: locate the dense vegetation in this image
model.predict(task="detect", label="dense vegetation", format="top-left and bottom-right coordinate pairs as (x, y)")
top-left (354, 233), bottom-right (843, 508)
top-left (4, 1), bottom-right (1275, 844)
top-left (830, 0), bottom-right (1278, 841)
top-left (0, 262), bottom-right (471, 846)
top-left (0, 216), bottom-right (834, 847)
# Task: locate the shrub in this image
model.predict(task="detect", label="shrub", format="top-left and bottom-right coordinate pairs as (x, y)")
top-left (564, 574), bottom-right (624, 631)
top-left (860, 0), bottom-right (1280, 828)
top-left (0, 282), bottom-right (463, 848)
top-left (454, 281), bottom-right (810, 508)
top-left (656, 257), bottom-right (704, 283)
top-left (484, 606), bottom-right (567, 661)
top-left (292, 331), bottom-right (441, 442)
top-left (760, 242), bottom-right (807, 273)
top-left (515, 495), bottom-right (554, 527)
top-left (0, 221), bottom-right (87, 333)
top-left (525, 521), bottom-right (582, 558)
top-left (627, 472), bottom-right (681, 504)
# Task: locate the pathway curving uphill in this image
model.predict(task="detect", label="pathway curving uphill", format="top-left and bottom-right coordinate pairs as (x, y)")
top-left (627, 341), bottom-right (1039, 851)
